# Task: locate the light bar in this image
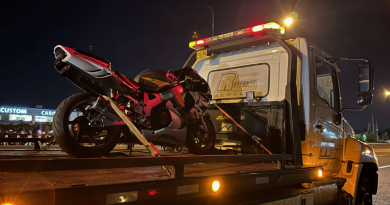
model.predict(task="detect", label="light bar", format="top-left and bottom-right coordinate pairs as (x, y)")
top-left (189, 22), bottom-right (285, 50)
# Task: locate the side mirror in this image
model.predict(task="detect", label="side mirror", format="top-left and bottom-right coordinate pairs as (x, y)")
top-left (339, 59), bottom-right (374, 113)
top-left (358, 62), bottom-right (374, 92)
top-left (357, 92), bottom-right (373, 105)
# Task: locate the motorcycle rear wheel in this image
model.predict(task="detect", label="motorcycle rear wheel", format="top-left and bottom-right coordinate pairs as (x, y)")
top-left (53, 93), bottom-right (121, 158)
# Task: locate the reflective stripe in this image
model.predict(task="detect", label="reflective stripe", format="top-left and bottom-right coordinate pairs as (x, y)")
top-left (177, 184), bottom-right (199, 195)
top-left (256, 176), bottom-right (269, 184)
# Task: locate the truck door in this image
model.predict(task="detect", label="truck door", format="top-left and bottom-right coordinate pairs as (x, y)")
top-left (312, 51), bottom-right (343, 174)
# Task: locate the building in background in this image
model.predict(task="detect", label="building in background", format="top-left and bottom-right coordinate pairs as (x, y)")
top-left (0, 105), bottom-right (81, 124)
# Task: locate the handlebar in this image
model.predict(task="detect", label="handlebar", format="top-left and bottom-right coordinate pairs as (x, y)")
top-left (179, 78), bottom-right (201, 90)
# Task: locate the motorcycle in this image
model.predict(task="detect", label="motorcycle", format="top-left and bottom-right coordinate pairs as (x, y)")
top-left (52, 45), bottom-right (215, 157)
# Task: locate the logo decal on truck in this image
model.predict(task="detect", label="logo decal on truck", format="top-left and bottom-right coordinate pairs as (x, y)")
top-left (213, 71), bottom-right (259, 98)
top-left (216, 115), bottom-right (245, 121)
top-left (207, 64), bottom-right (269, 99)
top-left (217, 73), bottom-right (236, 91)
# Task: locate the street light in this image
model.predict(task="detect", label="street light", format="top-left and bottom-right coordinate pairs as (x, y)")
top-left (386, 91), bottom-right (390, 96)
top-left (209, 6), bottom-right (215, 36)
top-left (284, 18), bottom-right (293, 26)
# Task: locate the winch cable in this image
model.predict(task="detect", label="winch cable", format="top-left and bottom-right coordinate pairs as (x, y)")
top-left (208, 98), bottom-right (272, 155)
top-left (101, 95), bottom-right (172, 176)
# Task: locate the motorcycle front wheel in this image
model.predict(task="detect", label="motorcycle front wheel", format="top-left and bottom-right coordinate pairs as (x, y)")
top-left (186, 117), bottom-right (216, 155)
top-left (53, 93), bottom-right (121, 158)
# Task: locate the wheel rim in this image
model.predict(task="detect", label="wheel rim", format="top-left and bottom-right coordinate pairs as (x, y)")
top-left (67, 99), bottom-right (115, 149)
top-left (360, 187), bottom-right (372, 204)
top-left (193, 119), bottom-right (214, 150)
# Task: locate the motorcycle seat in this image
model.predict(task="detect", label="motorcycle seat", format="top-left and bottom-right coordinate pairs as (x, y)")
top-left (115, 71), bottom-right (140, 89)
top-left (134, 69), bottom-right (176, 93)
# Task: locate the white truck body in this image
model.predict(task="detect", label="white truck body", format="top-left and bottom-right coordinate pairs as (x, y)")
top-left (191, 37), bottom-right (378, 202)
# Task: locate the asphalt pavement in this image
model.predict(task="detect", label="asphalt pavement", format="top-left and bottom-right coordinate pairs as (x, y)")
top-left (370, 143), bottom-right (390, 204)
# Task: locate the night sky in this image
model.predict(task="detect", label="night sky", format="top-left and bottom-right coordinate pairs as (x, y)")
top-left (1, 0), bottom-right (390, 130)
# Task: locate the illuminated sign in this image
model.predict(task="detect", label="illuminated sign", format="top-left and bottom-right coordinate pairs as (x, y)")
top-left (41, 110), bottom-right (55, 116)
top-left (0, 107), bottom-right (28, 114)
top-left (35, 116), bottom-right (53, 122)
top-left (36, 109), bottom-right (56, 116)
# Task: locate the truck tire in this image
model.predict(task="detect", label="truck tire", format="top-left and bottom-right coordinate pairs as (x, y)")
top-left (53, 93), bottom-right (121, 158)
top-left (186, 117), bottom-right (215, 155)
top-left (355, 177), bottom-right (372, 205)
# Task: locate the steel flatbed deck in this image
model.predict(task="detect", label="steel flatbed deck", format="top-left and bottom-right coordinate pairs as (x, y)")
top-left (0, 149), bottom-right (324, 205)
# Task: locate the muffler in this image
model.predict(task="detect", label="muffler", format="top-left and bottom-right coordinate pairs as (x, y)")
top-left (90, 96), bottom-right (121, 122)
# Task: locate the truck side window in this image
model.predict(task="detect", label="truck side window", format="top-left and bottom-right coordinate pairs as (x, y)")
top-left (315, 58), bottom-right (338, 109)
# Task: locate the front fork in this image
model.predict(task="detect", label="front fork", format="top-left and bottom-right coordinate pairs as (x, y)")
top-left (200, 116), bottom-right (209, 133)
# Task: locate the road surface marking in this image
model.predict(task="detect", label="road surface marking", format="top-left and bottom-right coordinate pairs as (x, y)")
top-left (379, 165), bottom-right (390, 169)
top-left (377, 154), bottom-right (388, 156)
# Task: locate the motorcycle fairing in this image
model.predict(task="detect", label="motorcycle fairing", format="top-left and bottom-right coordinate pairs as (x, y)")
top-left (143, 85), bottom-right (184, 116)
top-left (141, 102), bottom-right (187, 146)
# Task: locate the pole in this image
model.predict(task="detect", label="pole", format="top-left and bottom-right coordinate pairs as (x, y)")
top-left (372, 115), bottom-right (375, 142)
top-left (342, 119), bottom-right (346, 161)
top-left (209, 6), bottom-right (215, 36)
top-left (376, 121), bottom-right (379, 142)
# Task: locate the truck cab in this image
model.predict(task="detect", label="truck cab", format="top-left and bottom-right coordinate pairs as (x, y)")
top-left (185, 22), bottom-right (378, 204)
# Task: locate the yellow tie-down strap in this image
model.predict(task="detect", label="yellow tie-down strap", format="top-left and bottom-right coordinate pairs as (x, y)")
top-left (101, 95), bottom-right (159, 156)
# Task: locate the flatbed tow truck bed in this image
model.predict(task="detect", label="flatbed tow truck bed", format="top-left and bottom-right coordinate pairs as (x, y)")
top-left (0, 148), bottom-right (330, 205)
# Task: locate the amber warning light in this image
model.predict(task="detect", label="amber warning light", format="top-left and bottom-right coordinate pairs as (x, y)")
top-left (365, 149), bottom-right (371, 155)
top-left (318, 169), bottom-right (323, 178)
top-left (212, 180), bottom-right (220, 192)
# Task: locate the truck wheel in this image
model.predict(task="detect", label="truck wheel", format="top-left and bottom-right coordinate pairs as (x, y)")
top-left (355, 177), bottom-right (372, 205)
top-left (187, 117), bottom-right (215, 155)
top-left (53, 93), bottom-right (121, 158)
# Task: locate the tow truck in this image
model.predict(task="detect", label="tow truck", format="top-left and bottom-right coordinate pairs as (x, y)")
top-left (0, 20), bottom-right (377, 205)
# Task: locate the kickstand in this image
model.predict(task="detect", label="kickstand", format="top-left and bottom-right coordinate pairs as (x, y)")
top-left (129, 143), bottom-right (134, 156)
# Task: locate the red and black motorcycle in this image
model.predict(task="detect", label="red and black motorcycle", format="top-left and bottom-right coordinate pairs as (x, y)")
top-left (52, 45), bottom-right (215, 157)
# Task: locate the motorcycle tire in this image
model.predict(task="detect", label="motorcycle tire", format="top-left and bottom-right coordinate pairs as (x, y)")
top-left (53, 93), bottom-right (121, 158)
top-left (186, 117), bottom-right (216, 155)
